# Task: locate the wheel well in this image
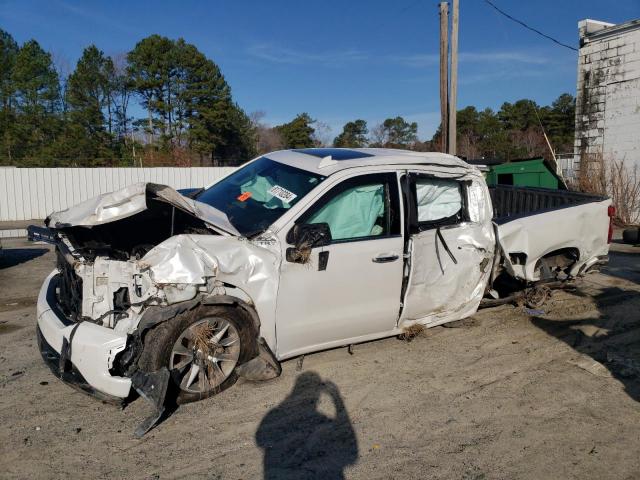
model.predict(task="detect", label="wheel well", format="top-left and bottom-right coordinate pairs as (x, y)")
top-left (535, 247), bottom-right (580, 275)
top-left (113, 295), bottom-right (261, 378)
top-left (201, 294), bottom-right (261, 334)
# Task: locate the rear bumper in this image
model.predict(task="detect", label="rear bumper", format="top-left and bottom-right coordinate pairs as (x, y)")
top-left (36, 270), bottom-right (132, 400)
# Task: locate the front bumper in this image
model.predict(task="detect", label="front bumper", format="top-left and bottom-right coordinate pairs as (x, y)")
top-left (36, 270), bottom-right (132, 400)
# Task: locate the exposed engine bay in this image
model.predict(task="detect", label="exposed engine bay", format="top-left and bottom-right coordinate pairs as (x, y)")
top-left (47, 184), bottom-right (224, 330)
top-left (33, 181), bottom-right (282, 436)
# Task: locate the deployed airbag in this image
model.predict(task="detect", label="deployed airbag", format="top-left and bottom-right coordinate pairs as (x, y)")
top-left (307, 184), bottom-right (384, 240)
top-left (416, 178), bottom-right (462, 222)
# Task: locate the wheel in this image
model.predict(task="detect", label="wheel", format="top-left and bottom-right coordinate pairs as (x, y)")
top-left (138, 305), bottom-right (257, 404)
top-left (622, 227), bottom-right (640, 245)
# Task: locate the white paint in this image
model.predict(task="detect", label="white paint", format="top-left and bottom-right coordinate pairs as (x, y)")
top-left (142, 233), bottom-right (281, 350)
top-left (36, 271), bottom-right (131, 398)
top-left (497, 198), bottom-right (611, 281)
top-left (603, 77), bottom-right (640, 162)
top-left (400, 176), bottom-right (495, 329)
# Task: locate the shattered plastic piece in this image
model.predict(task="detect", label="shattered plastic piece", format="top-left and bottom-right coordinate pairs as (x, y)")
top-left (235, 338), bottom-right (282, 381)
top-left (524, 308), bottom-right (545, 316)
top-left (131, 367), bottom-right (170, 438)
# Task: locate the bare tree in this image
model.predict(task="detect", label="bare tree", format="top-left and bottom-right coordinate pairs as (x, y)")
top-left (572, 153), bottom-right (640, 225)
top-left (369, 123), bottom-right (387, 147)
top-left (249, 111), bottom-right (284, 154)
top-left (51, 51), bottom-right (72, 112)
top-left (110, 52), bottom-right (132, 142)
top-left (312, 121), bottom-right (332, 147)
top-left (509, 127), bottom-right (547, 159)
top-left (458, 131), bottom-right (480, 159)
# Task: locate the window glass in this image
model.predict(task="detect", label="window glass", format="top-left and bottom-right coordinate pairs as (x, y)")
top-left (415, 178), bottom-right (463, 223)
top-left (196, 157), bottom-right (324, 237)
top-left (307, 183), bottom-right (386, 240)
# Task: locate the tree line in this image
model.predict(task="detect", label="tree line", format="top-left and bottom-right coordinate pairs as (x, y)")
top-left (0, 27), bottom-right (575, 167)
top-left (257, 93), bottom-right (575, 162)
top-left (0, 29), bottom-right (254, 166)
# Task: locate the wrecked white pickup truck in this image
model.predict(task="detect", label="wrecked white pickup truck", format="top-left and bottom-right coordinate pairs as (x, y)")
top-left (30, 148), bottom-right (613, 435)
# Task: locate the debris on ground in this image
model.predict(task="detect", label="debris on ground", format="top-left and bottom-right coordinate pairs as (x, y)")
top-left (441, 317), bottom-right (477, 329)
top-left (398, 324), bottom-right (426, 341)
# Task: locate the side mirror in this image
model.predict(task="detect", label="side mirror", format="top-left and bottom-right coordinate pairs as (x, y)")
top-left (286, 223), bottom-right (332, 263)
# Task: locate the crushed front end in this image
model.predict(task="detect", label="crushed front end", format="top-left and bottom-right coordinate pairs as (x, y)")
top-left (31, 183), bottom-right (233, 403)
top-left (35, 231), bottom-right (163, 402)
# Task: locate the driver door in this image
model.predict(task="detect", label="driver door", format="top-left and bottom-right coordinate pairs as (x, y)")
top-left (275, 172), bottom-right (404, 359)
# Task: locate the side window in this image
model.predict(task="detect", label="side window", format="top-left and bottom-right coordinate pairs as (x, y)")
top-left (300, 173), bottom-right (400, 242)
top-left (413, 176), bottom-right (465, 228)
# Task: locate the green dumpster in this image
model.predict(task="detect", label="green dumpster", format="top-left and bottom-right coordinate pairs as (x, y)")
top-left (484, 157), bottom-right (562, 189)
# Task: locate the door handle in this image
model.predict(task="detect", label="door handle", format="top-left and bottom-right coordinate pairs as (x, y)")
top-left (372, 254), bottom-right (399, 263)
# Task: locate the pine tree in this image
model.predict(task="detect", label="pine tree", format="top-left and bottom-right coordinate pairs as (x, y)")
top-left (333, 120), bottom-right (368, 148)
top-left (0, 29), bottom-right (19, 163)
top-left (11, 39), bottom-right (61, 165)
top-left (128, 35), bottom-right (255, 165)
top-left (63, 45), bottom-right (116, 165)
top-left (276, 113), bottom-right (315, 149)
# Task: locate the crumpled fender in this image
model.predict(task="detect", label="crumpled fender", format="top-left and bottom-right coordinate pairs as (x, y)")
top-left (139, 234), bottom-right (281, 349)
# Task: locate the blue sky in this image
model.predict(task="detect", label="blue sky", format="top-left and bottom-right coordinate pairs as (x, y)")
top-left (1, 0), bottom-right (638, 140)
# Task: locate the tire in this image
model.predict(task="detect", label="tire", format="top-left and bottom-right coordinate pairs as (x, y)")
top-left (622, 227), bottom-right (640, 245)
top-left (138, 304), bottom-right (257, 404)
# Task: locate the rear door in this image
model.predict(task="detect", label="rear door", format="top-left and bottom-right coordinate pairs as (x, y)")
top-left (400, 173), bottom-right (495, 326)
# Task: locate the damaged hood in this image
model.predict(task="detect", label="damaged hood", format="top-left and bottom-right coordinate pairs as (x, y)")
top-left (140, 234), bottom-right (278, 285)
top-left (46, 182), bottom-right (241, 237)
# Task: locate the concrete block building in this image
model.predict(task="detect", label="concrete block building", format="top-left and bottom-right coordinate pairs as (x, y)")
top-left (574, 19), bottom-right (640, 166)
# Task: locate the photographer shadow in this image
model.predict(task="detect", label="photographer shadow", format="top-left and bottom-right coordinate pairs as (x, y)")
top-left (256, 371), bottom-right (358, 480)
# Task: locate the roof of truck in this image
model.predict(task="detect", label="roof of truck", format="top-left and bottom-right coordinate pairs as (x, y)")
top-left (264, 148), bottom-right (475, 175)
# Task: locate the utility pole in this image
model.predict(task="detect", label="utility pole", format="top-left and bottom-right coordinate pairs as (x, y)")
top-left (439, 2), bottom-right (449, 154)
top-left (448, 0), bottom-right (459, 155)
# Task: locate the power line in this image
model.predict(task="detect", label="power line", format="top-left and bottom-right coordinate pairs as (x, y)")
top-left (483, 0), bottom-right (578, 52)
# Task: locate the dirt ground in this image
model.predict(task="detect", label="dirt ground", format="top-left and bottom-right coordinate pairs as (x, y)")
top-left (1, 238), bottom-right (639, 480)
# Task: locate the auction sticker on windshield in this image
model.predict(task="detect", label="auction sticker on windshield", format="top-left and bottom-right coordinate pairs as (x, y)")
top-left (237, 191), bottom-right (252, 202)
top-left (268, 185), bottom-right (297, 203)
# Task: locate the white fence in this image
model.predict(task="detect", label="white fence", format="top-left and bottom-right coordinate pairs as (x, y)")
top-left (0, 166), bottom-right (237, 222)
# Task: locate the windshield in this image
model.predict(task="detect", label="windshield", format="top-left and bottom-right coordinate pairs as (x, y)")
top-left (196, 157), bottom-right (325, 237)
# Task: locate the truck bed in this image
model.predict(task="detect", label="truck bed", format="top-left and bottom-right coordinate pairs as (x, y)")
top-left (489, 185), bottom-right (608, 224)
top-left (489, 185), bottom-right (612, 282)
